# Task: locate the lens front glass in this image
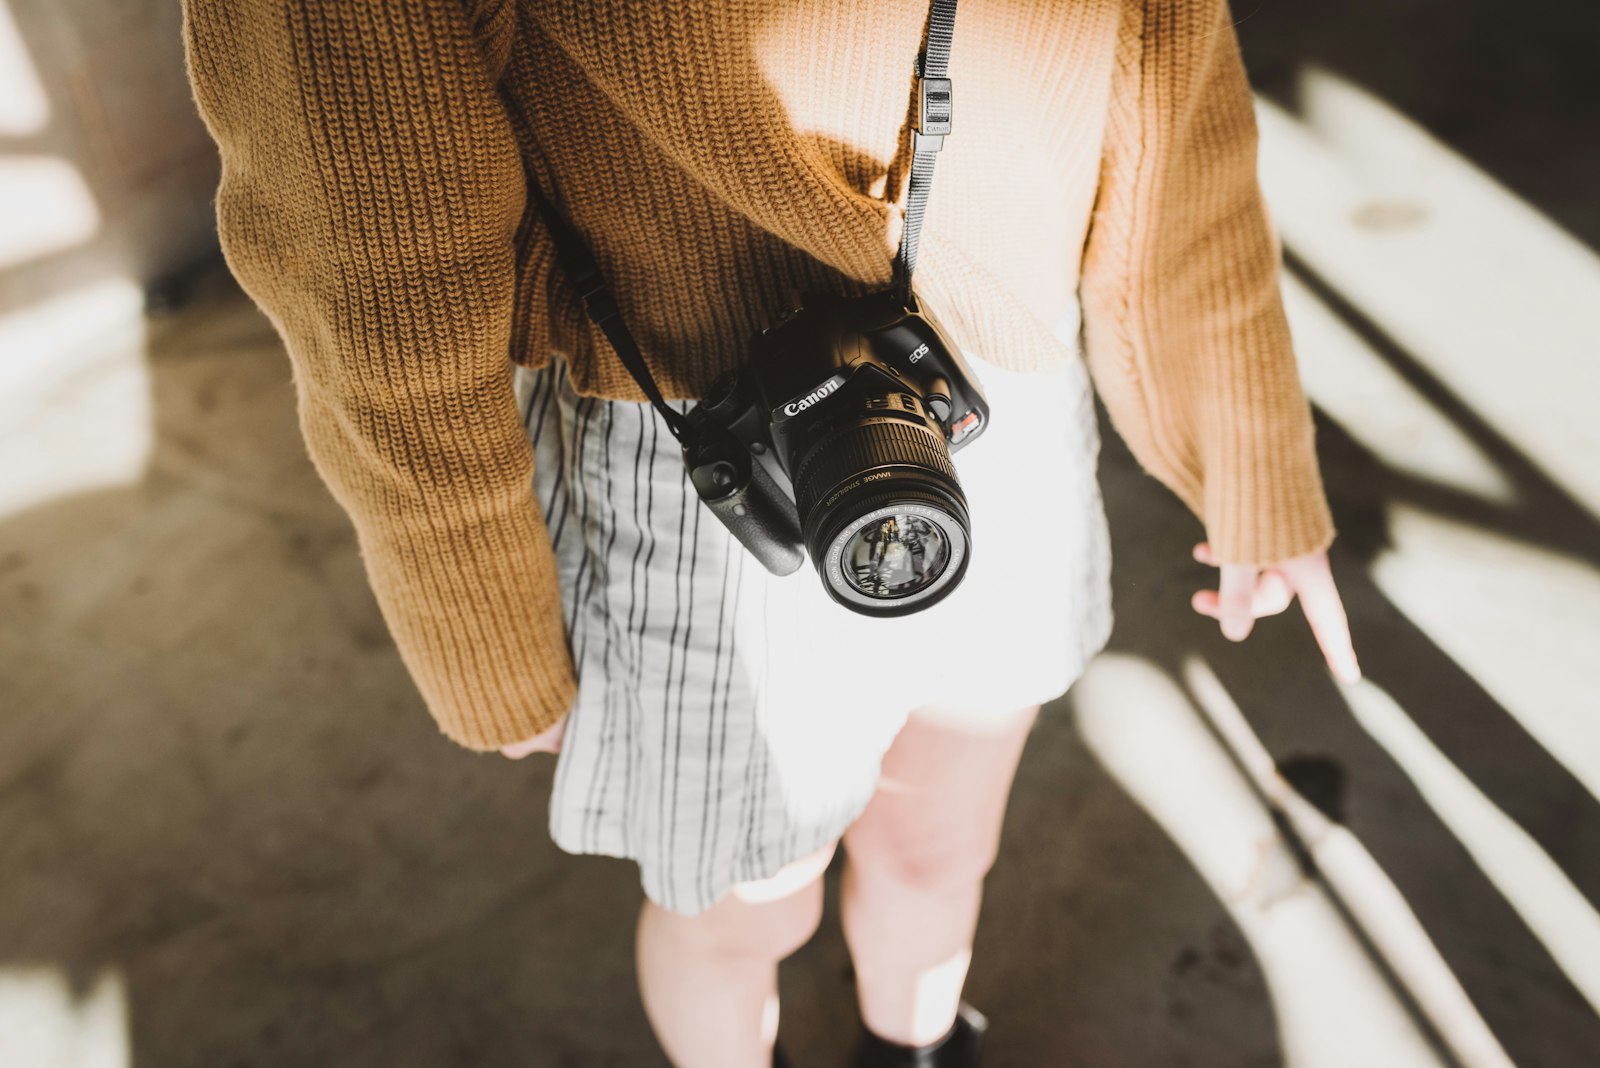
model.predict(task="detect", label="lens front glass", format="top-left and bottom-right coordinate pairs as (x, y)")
top-left (840, 512), bottom-right (951, 598)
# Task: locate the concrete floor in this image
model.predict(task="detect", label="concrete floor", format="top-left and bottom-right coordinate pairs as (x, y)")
top-left (3, 3), bottom-right (1599, 1066)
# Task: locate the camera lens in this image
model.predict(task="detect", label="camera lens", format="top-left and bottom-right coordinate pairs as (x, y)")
top-left (793, 415), bottom-right (970, 616)
top-left (839, 507), bottom-right (952, 596)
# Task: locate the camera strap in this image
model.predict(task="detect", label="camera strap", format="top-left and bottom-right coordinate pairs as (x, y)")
top-left (525, 177), bottom-right (692, 442)
top-left (892, 0), bottom-right (957, 305)
top-left (525, 0), bottom-right (959, 433)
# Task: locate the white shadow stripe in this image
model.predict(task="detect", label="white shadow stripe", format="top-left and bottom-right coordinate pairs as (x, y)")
top-left (1340, 677), bottom-right (1600, 1012)
top-left (1256, 70), bottom-right (1600, 522)
top-left (0, 966), bottom-right (130, 1068)
top-left (1181, 657), bottom-right (1515, 1068)
top-left (1074, 654), bottom-right (1454, 1068)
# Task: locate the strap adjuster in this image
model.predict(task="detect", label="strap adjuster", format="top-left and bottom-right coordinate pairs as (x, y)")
top-left (914, 76), bottom-right (952, 152)
top-left (574, 272), bottom-right (619, 323)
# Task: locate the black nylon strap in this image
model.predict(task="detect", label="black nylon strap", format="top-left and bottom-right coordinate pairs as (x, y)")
top-left (525, 178), bottom-right (691, 441)
top-left (892, 0), bottom-right (958, 305)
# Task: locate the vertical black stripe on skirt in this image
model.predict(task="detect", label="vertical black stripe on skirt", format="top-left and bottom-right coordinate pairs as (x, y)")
top-left (696, 547), bottom-right (741, 906)
top-left (592, 402), bottom-right (645, 857)
top-left (717, 554), bottom-right (748, 889)
top-left (624, 409), bottom-right (662, 860)
top-left (564, 397), bottom-right (597, 679)
top-left (758, 581), bottom-right (776, 870)
top-left (546, 393), bottom-right (591, 846)
top-left (736, 581), bottom-right (773, 878)
top-left (691, 549), bottom-right (731, 906)
top-left (559, 399), bottom-right (599, 842)
top-left (655, 455), bottom-right (693, 886)
top-left (581, 402), bottom-right (620, 853)
top-left (665, 469), bottom-right (703, 897)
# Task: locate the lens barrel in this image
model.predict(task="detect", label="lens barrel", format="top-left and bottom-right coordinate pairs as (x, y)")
top-left (793, 416), bottom-right (971, 615)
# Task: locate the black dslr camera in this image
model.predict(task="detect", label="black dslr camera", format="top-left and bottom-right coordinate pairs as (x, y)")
top-left (681, 290), bottom-right (989, 617)
top-left (525, 0), bottom-right (972, 616)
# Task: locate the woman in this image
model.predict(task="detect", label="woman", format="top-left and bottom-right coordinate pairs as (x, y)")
top-left (182, 1), bottom-right (1359, 1065)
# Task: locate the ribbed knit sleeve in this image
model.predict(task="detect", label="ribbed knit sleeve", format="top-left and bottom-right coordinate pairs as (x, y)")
top-left (181, 0), bottom-right (576, 750)
top-left (1079, 0), bottom-right (1335, 565)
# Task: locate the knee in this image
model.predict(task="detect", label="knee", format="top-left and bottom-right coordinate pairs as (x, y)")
top-left (738, 878), bottom-right (826, 961)
top-left (845, 827), bottom-right (1001, 897)
top-left (646, 844), bottom-right (833, 962)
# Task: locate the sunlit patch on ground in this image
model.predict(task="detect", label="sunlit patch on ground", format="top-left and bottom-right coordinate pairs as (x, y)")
top-left (0, 966), bottom-right (130, 1068)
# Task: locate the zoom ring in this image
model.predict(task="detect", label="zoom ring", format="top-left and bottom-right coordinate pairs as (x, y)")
top-left (793, 417), bottom-right (960, 522)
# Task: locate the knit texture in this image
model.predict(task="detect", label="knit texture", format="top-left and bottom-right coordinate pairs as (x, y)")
top-left (180, 0), bottom-right (1335, 751)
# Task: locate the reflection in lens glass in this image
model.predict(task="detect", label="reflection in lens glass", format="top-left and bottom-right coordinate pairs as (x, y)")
top-left (842, 513), bottom-right (950, 598)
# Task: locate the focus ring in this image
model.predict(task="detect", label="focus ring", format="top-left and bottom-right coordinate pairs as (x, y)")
top-left (792, 417), bottom-right (959, 522)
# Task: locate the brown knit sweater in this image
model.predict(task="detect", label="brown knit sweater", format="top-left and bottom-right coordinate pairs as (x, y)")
top-left (180, 0), bottom-right (1334, 751)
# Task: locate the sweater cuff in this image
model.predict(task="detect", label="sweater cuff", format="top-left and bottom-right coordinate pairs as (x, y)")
top-left (1197, 388), bottom-right (1337, 567)
top-left (359, 513), bottom-right (577, 752)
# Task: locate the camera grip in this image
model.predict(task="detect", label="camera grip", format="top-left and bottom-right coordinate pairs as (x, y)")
top-left (686, 431), bottom-right (805, 577)
top-left (702, 460), bottom-right (806, 576)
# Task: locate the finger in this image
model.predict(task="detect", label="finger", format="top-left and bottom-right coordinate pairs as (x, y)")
top-left (1189, 570), bottom-right (1294, 620)
top-left (500, 718), bottom-right (567, 759)
top-left (1282, 559), bottom-right (1362, 683)
top-left (1255, 570), bottom-right (1294, 617)
top-left (1192, 541), bottom-right (1218, 567)
top-left (1217, 564), bottom-right (1258, 642)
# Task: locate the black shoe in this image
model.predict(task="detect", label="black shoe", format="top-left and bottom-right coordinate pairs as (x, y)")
top-left (849, 1002), bottom-right (988, 1067)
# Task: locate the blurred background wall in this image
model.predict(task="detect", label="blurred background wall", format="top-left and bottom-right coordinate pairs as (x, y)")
top-left (0, 0), bottom-right (219, 316)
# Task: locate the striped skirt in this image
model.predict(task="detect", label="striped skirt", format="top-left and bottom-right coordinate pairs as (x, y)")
top-left (515, 343), bottom-right (1112, 916)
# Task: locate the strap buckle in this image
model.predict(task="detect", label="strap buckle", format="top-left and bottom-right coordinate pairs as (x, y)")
top-left (574, 272), bottom-right (619, 323)
top-left (913, 76), bottom-right (952, 152)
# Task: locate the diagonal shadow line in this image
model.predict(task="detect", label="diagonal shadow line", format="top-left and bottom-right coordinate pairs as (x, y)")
top-left (1097, 398), bottom-right (1600, 1063)
top-left (1341, 538), bottom-right (1600, 920)
top-left (1275, 253), bottom-right (1600, 906)
top-left (1341, 539), bottom-right (1600, 906)
top-left (1279, 250), bottom-right (1600, 890)
top-left (1283, 247), bottom-right (1600, 566)
top-left (1327, 454), bottom-right (1596, 566)
top-left (1169, 669), bottom-right (1471, 1068)
top-left (1093, 233), bottom-right (1600, 1050)
top-left (1198, 597), bottom-right (1600, 1067)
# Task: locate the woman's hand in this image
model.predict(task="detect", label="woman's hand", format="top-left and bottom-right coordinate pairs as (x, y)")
top-left (499, 714), bottom-right (569, 759)
top-left (1189, 541), bottom-right (1361, 683)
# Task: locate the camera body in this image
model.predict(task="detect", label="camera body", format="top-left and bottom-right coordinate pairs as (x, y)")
top-left (682, 289), bottom-right (989, 616)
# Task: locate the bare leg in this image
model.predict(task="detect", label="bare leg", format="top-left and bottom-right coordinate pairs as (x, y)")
top-left (636, 841), bottom-right (837, 1068)
top-left (840, 704), bottom-right (1040, 1047)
